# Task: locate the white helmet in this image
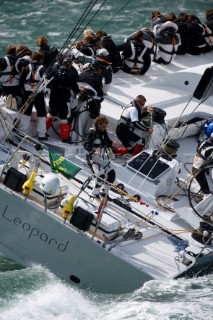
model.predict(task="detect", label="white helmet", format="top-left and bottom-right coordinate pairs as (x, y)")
top-left (40, 173), bottom-right (60, 195)
top-left (96, 48), bottom-right (109, 56)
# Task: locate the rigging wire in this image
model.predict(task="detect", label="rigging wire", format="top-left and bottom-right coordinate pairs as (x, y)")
top-left (46, 0), bottom-right (100, 71)
top-left (121, 94), bottom-right (213, 227)
top-left (100, 0), bottom-right (133, 30)
top-left (61, 0), bottom-right (102, 47)
top-left (38, 0), bottom-right (109, 94)
top-left (74, 0), bottom-right (108, 43)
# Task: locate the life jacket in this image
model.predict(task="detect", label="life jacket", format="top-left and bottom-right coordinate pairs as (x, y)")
top-left (154, 21), bottom-right (180, 63)
top-left (80, 39), bottom-right (101, 56)
top-left (89, 127), bottom-right (108, 148)
top-left (0, 56), bottom-right (20, 86)
top-left (141, 28), bottom-right (155, 51)
top-left (24, 62), bottom-right (43, 92)
top-left (118, 102), bottom-right (141, 130)
top-left (82, 47), bottom-right (95, 56)
top-left (124, 41), bottom-right (147, 73)
top-left (86, 126), bottom-right (112, 168)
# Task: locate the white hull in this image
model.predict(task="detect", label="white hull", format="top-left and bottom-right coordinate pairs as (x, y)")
top-left (0, 185), bottom-right (154, 294)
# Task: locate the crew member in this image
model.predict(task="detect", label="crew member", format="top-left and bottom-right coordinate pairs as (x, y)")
top-left (116, 95), bottom-right (153, 156)
top-left (192, 134), bottom-right (213, 194)
top-left (78, 63), bottom-right (104, 118)
top-left (84, 116), bottom-right (116, 198)
top-left (36, 35), bottom-right (58, 68)
top-left (96, 30), bottom-right (122, 73)
top-left (16, 44), bottom-right (33, 65)
top-left (117, 30), bottom-right (151, 75)
top-left (46, 57), bottom-right (83, 143)
top-left (0, 45), bottom-right (25, 109)
top-left (205, 8), bottom-right (213, 32)
top-left (68, 47), bottom-right (113, 95)
top-left (19, 51), bottom-right (47, 140)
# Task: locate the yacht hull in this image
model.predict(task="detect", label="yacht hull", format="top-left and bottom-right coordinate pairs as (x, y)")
top-left (0, 185), bottom-right (153, 294)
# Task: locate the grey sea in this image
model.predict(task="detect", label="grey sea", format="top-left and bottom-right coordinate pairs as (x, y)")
top-left (1, 1), bottom-right (213, 319)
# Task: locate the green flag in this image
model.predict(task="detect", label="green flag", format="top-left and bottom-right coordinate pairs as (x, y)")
top-left (49, 149), bottom-right (81, 179)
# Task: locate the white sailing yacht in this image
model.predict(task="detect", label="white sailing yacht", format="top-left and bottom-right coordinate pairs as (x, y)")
top-left (0, 49), bottom-right (212, 294)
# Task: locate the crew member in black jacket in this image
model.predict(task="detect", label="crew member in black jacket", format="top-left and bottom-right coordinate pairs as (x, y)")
top-left (46, 57), bottom-right (83, 143)
top-left (36, 35), bottom-right (58, 68)
top-left (205, 8), bottom-right (213, 33)
top-left (79, 63), bottom-right (104, 118)
top-left (19, 51), bottom-right (47, 140)
top-left (84, 116), bottom-right (116, 198)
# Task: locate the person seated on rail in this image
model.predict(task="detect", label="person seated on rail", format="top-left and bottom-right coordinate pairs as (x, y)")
top-left (0, 44), bottom-right (26, 110)
top-left (124, 28), bottom-right (156, 54)
top-left (186, 15), bottom-right (207, 55)
top-left (116, 30), bottom-right (151, 75)
top-left (76, 35), bottom-right (99, 56)
top-left (96, 30), bottom-right (122, 73)
top-left (152, 20), bottom-right (180, 64)
top-left (174, 12), bottom-right (192, 55)
top-left (116, 95), bottom-right (153, 156)
top-left (76, 28), bottom-right (100, 55)
top-left (36, 35), bottom-right (59, 69)
top-left (205, 8), bottom-right (213, 33)
top-left (16, 44), bottom-right (33, 65)
top-left (151, 11), bottom-right (167, 28)
top-left (83, 28), bottom-right (96, 40)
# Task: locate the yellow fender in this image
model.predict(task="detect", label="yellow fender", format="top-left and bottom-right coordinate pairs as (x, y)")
top-left (62, 195), bottom-right (77, 220)
top-left (22, 171), bottom-right (37, 196)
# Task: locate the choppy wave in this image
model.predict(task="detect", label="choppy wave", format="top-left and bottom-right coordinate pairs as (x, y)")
top-left (0, 259), bottom-right (213, 320)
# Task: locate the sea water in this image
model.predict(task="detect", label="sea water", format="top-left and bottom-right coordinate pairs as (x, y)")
top-left (1, 0), bottom-right (213, 319)
top-left (0, 256), bottom-right (213, 320)
top-left (0, 0), bottom-right (211, 55)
